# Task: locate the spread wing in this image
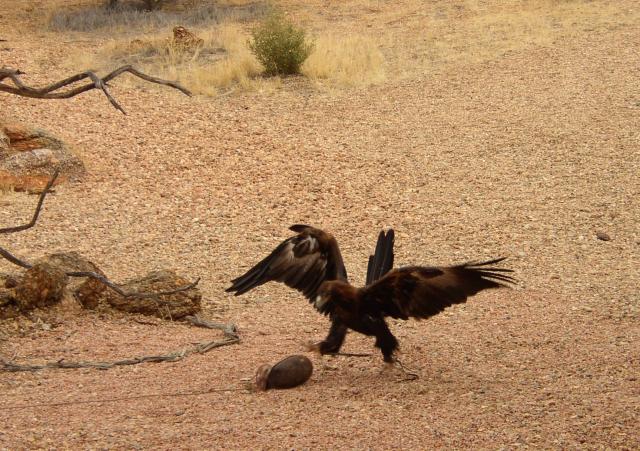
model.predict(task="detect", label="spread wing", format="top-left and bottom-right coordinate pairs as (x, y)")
top-left (361, 257), bottom-right (515, 320)
top-left (365, 229), bottom-right (395, 285)
top-left (226, 224), bottom-right (347, 302)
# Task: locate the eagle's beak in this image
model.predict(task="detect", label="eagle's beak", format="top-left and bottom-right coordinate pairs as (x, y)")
top-left (314, 295), bottom-right (327, 310)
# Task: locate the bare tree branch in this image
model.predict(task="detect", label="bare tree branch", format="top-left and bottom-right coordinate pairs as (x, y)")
top-left (66, 271), bottom-right (200, 299)
top-left (0, 170), bottom-right (59, 236)
top-left (0, 171), bottom-right (199, 301)
top-left (0, 65), bottom-right (192, 114)
top-left (0, 248), bottom-right (32, 269)
top-left (183, 315), bottom-right (239, 337)
top-left (0, 317), bottom-right (240, 372)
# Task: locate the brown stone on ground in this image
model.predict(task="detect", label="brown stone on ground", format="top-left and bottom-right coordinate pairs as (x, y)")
top-left (0, 288), bottom-right (19, 319)
top-left (36, 252), bottom-right (106, 309)
top-left (0, 121), bottom-right (85, 191)
top-left (0, 128), bottom-right (9, 153)
top-left (1, 272), bottom-right (19, 289)
top-left (12, 262), bottom-right (68, 311)
top-left (0, 287), bottom-right (14, 307)
top-left (103, 269), bottom-right (201, 319)
top-left (253, 355), bottom-right (314, 391)
top-left (169, 26), bottom-right (204, 52)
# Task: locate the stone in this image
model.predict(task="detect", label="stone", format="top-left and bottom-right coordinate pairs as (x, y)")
top-left (169, 26), bottom-right (204, 52)
top-left (13, 262), bottom-right (68, 311)
top-left (103, 269), bottom-right (201, 319)
top-left (0, 121), bottom-right (85, 191)
top-left (253, 355), bottom-right (314, 391)
top-left (35, 252), bottom-right (106, 309)
top-left (0, 128), bottom-right (9, 154)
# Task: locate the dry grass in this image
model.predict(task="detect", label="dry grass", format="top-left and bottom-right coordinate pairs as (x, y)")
top-left (376, 0), bottom-right (639, 77)
top-left (48, 0), bottom-right (387, 95)
top-left (44, 0), bottom-right (640, 93)
top-left (69, 24), bottom-right (285, 96)
top-left (68, 23), bottom-right (385, 95)
top-left (302, 34), bottom-right (385, 86)
top-left (46, 0), bottom-right (268, 33)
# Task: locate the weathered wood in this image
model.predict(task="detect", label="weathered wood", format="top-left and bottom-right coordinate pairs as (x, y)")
top-left (0, 65), bottom-right (191, 114)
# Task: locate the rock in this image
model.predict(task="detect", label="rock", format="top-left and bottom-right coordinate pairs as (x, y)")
top-left (13, 262), bottom-right (68, 311)
top-left (35, 252), bottom-right (106, 309)
top-left (0, 121), bottom-right (85, 191)
top-left (253, 355), bottom-right (313, 391)
top-left (103, 269), bottom-right (201, 319)
top-left (0, 128), bottom-right (9, 153)
top-left (595, 231), bottom-right (611, 241)
top-left (253, 363), bottom-right (273, 391)
top-left (1, 272), bottom-right (19, 288)
top-left (0, 288), bottom-right (20, 319)
top-left (0, 287), bottom-right (14, 307)
top-left (169, 26), bottom-right (204, 52)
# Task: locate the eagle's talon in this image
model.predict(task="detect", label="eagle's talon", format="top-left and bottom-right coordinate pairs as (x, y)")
top-left (305, 340), bottom-right (322, 354)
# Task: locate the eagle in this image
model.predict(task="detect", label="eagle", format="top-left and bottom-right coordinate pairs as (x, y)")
top-left (226, 225), bottom-right (515, 364)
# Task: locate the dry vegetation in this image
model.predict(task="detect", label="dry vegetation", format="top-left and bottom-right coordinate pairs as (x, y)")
top-left (1, 0), bottom-right (639, 448)
top-left (52, 0), bottom-right (388, 94)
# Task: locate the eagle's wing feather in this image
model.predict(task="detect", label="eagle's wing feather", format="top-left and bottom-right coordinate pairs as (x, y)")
top-left (227, 225), bottom-right (346, 302)
top-left (362, 258), bottom-right (515, 319)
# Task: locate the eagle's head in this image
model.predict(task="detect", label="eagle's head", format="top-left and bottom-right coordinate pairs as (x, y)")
top-left (314, 280), bottom-right (358, 316)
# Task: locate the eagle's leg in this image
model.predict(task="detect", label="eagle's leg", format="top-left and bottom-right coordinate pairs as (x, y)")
top-left (372, 319), bottom-right (399, 363)
top-left (307, 319), bottom-right (348, 355)
top-left (372, 320), bottom-right (418, 380)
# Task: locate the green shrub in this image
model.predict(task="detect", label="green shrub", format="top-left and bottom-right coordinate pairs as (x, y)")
top-left (248, 13), bottom-right (314, 76)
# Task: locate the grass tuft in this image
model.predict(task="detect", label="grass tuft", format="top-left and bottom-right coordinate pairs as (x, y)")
top-left (302, 34), bottom-right (385, 86)
top-left (70, 24), bottom-right (265, 96)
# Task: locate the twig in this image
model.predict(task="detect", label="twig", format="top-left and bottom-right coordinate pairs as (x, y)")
top-left (1, 319), bottom-right (239, 373)
top-left (66, 271), bottom-right (200, 300)
top-left (326, 352), bottom-right (372, 358)
top-left (0, 65), bottom-right (192, 114)
top-left (183, 315), bottom-right (238, 336)
top-left (395, 358), bottom-right (419, 381)
top-left (0, 170), bottom-right (59, 237)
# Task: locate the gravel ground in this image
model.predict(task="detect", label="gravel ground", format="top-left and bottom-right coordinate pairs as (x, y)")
top-left (1, 0), bottom-right (638, 449)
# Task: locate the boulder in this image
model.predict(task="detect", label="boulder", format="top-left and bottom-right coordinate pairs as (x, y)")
top-left (0, 121), bottom-right (85, 191)
top-left (35, 252), bottom-right (106, 309)
top-left (12, 262), bottom-right (68, 311)
top-left (103, 269), bottom-right (201, 319)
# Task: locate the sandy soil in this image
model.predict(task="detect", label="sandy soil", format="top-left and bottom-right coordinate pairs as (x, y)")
top-left (1, 0), bottom-right (638, 449)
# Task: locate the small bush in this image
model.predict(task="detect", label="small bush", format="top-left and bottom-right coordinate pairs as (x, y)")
top-left (248, 13), bottom-right (313, 76)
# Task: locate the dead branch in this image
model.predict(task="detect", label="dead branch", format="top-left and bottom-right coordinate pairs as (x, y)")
top-left (67, 270), bottom-right (200, 300)
top-left (0, 171), bottom-right (199, 302)
top-left (0, 65), bottom-right (191, 114)
top-left (0, 318), bottom-right (240, 372)
top-left (0, 170), bottom-right (59, 236)
top-left (183, 315), bottom-right (239, 336)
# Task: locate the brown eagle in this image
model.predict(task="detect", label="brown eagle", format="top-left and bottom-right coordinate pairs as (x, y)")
top-left (226, 225), bottom-right (515, 363)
